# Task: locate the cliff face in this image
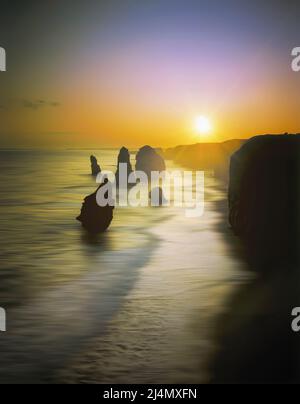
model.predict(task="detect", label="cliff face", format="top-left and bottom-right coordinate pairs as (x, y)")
top-left (229, 134), bottom-right (300, 266)
top-left (164, 139), bottom-right (246, 178)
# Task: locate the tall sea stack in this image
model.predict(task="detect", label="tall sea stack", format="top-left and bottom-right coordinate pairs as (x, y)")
top-left (90, 155), bottom-right (101, 176)
top-left (115, 147), bottom-right (133, 186)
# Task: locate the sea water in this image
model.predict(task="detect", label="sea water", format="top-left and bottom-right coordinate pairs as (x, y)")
top-left (0, 148), bottom-right (249, 383)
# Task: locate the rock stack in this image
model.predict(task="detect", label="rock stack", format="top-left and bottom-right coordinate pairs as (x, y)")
top-left (115, 147), bottom-right (133, 187)
top-left (135, 146), bottom-right (166, 178)
top-left (77, 179), bottom-right (114, 233)
top-left (90, 155), bottom-right (101, 176)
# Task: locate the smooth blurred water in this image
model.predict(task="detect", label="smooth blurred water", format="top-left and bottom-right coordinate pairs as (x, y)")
top-left (0, 149), bottom-right (167, 306)
top-left (0, 149), bottom-right (189, 381)
top-left (0, 149), bottom-right (249, 383)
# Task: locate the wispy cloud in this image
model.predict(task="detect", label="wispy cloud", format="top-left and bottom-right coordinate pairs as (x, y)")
top-left (21, 99), bottom-right (61, 110)
top-left (0, 99), bottom-right (61, 111)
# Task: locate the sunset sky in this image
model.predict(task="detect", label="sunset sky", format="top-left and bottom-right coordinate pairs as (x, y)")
top-left (0, 0), bottom-right (299, 148)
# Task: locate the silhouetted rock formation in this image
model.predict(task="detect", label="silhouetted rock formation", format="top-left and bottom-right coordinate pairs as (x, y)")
top-left (115, 147), bottom-right (133, 186)
top-left (164, 139), bottom-right (246, 179)
top-left (77, 179), bottom-right (114, 233)
top-left (149, 187), bottom-right (168, 206)
top-left (90, 155), bottom-right (101, 176)
top-left (228, 133), bottom-right (300, 267)
top-left (211, 134), bottom-right (300, 384)
top-left (136, 146), bottom-right (166, 178)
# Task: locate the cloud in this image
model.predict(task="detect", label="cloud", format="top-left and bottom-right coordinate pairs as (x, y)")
top-left (21, 99), bottom-right (61, 110)
top-left (0, 99), bottom-right (61, 110)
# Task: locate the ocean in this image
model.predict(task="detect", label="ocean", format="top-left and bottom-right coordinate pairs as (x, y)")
top-left (0, 149), bottom-right (250, 383)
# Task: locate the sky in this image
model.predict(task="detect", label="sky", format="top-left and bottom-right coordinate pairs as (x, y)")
top-left (0, 0), bottom-right (300, 148)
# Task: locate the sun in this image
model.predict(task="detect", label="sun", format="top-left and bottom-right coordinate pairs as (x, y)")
top-left (194, 115), bottom-right (212, 135)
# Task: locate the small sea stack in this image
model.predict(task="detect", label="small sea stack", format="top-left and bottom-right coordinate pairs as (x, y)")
top-left (77, 179), bottom-right (114, 233)
top-left (115, 147), bottom-right (133, 187)
top-left (90, 155), bottom-right (101, 176)
top-left (228, 133), bottom-right (300, 266)
top-left (136, 146), bottom-right (166, 178)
